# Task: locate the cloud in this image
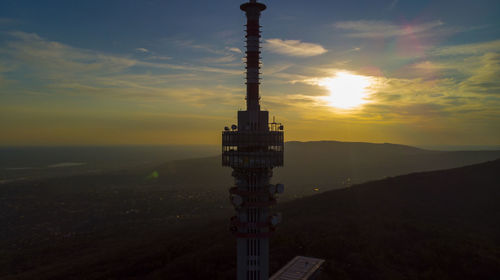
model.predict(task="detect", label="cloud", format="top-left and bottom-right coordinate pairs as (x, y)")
top-left (135, 47), bottom-right (149, 53)
top-left (0, 30), bottom-right (247, 108)
top-left (284, 60), bottom-right (499, 124)
top-left (365, 103), bottom-right (447, 118)
top-left (2, 31), bottom-right (498, 145)
top-left (133, 48), bottom-right (172, 61)
top-left (334, 20), bottom-right (444, 38)
top-left (172, 39), bottom-right (225, 55)
top-left (260, 36), bottom-right (500, 121)
top-left (264, 39), bottom-right (328, 57)
top-left (3, 31), bottom-right (241, 77)
top-left (412, 61), bottom-right (449, 70)
top-left (407, 40), bottom-right (500, 96)
top-left (432, 40), bottom-right (500, 56)
top-left (202, 55), bottom-right (238, 64)
top-left (141, 61), bottom-right (241, 75)
top-left (202, 47), bottom-right (243, 64)
top-left (227, 47), bottom-right (242, 54)
top-left (144, 55), bottom-right (172, 61)
top-left (458, 52), bottom-right (500, 95)
top-left (4, 31), bottom-right (137, 77)
top-left (169, 40), bottom-right (245, 64)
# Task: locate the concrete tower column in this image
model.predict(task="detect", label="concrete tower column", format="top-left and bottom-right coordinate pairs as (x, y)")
top-left (222, 1), bottom-right (284, 280)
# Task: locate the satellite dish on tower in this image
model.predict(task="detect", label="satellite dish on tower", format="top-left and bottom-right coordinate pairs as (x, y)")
top-left (270, 213), bottom-right (282, 226)
top-left (231, 195), bottom-right (243, 207)
top-left (276, 183), bottom-right (285, 194)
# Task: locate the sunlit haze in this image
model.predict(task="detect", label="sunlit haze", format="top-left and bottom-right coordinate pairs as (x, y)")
top-left (317, 71), bottom-right (376, 110)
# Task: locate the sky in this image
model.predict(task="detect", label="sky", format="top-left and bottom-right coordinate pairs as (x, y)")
top-left (0, 0), bottom-right (499, 146)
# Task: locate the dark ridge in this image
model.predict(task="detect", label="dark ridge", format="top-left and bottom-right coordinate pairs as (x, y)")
top-left (150, 159), bottom-right (500, 279)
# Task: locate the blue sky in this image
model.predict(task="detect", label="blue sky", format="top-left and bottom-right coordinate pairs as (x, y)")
top-left (0, 0), bottom-right (499, 146)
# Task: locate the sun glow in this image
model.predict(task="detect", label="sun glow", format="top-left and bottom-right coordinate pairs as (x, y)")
top-left (318, 71), bottom-right (375, 109)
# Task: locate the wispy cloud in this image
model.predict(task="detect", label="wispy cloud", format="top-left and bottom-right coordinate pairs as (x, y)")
top-left (3, 31), bottom-right (241, 77)
top-left (334, 20), bottom-right (444, 38)
top-left (259, 38), bottom-right (500, 121)
top-left (144, 55), bottom-right (172, 61)
top-left (283, 56), bottom-right (499, 122)
top-left (458, 52), bottom-right (500, 96)
top-left (172, 39), bottom-right (225, 55)
top-left (227, 47), bottom-right (242, 54)
top-left (264, 39), bottom-right (328, 57)
top-left (412, 61), bottom-right (450, 70)
top-left (135, 47), bottom-right (149, 53)
top-left (133, 47), bottom-right (173, 60)
top-left (1, 31), bottom-right (498, 144)
top-left (202, 47), bottom-right (243, 64)
top-left (201, 54), bottom-right (238, 64)
top-left (168, 39), bottom-right (245, 64)
top-left (4, 31), bottom-right (137, 77)
top-left (432, 40), bottom-right (500, 56)
top-left (0, 30), bottom-right (245, 106)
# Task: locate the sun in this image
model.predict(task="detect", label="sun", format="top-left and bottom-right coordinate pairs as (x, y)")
top-left (317, 71), bottom-right (375, 109)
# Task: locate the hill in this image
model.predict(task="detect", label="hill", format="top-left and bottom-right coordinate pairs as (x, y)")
top-left (155, 141), bottom-right (500, 198)
top-left (2, 158), bottom-right (499, 279)
top-left (142, 159), bottom-right (500, 279)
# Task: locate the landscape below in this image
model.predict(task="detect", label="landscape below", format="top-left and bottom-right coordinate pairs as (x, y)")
top-left (1, 141), bottom-right (499, 279)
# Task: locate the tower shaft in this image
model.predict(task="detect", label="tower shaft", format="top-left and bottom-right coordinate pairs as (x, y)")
top-left (222, 1), bottom-right (284, 280)
top-left (242, 0), bottom-right (265, 112)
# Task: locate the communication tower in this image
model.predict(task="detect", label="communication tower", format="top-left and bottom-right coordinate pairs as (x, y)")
top-left (222, 1), bottom-right (284, 279)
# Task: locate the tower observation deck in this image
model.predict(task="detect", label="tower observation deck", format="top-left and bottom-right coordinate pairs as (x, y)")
top-left (222, 1), bottom-right (284, 279)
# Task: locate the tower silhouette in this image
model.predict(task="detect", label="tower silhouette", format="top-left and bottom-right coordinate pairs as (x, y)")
top-left (222, 1), bottom-right (284, 279)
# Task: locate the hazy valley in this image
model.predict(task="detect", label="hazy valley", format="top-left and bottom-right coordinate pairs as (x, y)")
top-left (1, 141), bottom-right (500, 279)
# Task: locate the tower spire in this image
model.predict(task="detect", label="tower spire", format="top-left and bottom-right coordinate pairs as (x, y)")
top-left (241, 0), bottom-right (266, 112)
